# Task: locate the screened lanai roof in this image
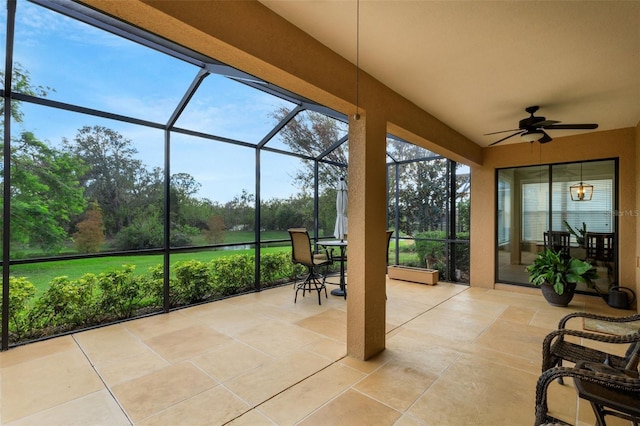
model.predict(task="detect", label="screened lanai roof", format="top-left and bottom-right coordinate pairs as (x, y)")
top-left (11, 0), bottom-right (442, 172)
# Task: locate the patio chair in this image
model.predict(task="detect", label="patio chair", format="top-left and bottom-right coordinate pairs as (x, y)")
top-left (534, 359), bottom-right (640, 426)
top-left (541, 311), bottom-right (640, 384)
top-left (585, 232), bottom-right (615, 281)
top-left (585, 232), bottom-right (615, 263)
top-left (543, 230), bottom-right (571, 258)
top-left (288, 228), bottom-right (332, 305)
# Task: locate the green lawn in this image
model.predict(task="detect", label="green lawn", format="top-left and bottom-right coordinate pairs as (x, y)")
top-left (11, 246), bottom-right (291, 294)
top-left (10, 234), bottom-right (421, 294)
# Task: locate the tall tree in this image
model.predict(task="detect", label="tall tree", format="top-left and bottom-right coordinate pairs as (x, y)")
top-left (0, 64), bottom-right (54, 124)
top-left (387, 141), bottom-right (450, 236)
top-left (73, 202), bottom-right (105, 253)
top-left (169, 172), bottom-right (202, 228)
top-left (63, 126), bottom-right (143, 237)
top-left (224, 189), bottom-right (255, 231)
top-left (6, 132), bottom-right (87, 253)
top-left (271, 107), bottom-right (348, 195)
top-left (1, 65), bottom-right (85, 254)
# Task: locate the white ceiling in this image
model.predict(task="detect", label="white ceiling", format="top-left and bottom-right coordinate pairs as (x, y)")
top-left (259, 0), bottom-right (640, 148)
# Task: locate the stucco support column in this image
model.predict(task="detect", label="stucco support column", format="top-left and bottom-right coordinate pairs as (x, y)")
top-left (346, 111), bottom-right (387, 360)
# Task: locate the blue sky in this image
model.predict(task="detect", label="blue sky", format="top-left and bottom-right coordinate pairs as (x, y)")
top-left (6, 0), bottom-right (307, 203)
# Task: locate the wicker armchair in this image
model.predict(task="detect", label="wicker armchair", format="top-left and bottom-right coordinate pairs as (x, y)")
top-left (534, 363), bottom-right (640, 425)
top-left (542, 312), bottom-right (640, 375)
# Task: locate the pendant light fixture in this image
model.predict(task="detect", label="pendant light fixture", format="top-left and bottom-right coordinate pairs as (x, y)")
top-left (569, 162), bottom-right (594, 201)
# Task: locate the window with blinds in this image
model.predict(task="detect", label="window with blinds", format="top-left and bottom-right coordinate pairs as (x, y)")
top-left (552, 179), bottom-right (613, 236)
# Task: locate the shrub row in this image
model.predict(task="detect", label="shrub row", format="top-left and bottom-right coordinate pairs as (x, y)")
top-left (415, 231), bottom-right (470, 279)
top-left (0, 252), bottom-right (306, 343)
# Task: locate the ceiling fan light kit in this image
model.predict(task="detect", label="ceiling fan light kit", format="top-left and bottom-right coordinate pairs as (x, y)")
top-left (521, 130), bottom-right (544, 142)
top-left (486, 105), bottom-right (598, 146)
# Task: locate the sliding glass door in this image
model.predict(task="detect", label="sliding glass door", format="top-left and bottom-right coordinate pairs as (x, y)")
top-left (496, 159), bottom-right (617, 293)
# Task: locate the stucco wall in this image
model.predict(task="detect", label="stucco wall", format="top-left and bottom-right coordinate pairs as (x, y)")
top-left (471, 128), bottom-right (637, 303)
top-left (636, 120), bottom-right (640, 309)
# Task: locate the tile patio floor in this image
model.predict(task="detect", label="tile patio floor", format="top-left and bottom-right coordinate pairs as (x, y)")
top-left (0, 279), bottom-right (632, 425)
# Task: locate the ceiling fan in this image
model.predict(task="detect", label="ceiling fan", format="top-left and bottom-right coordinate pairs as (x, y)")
top-left (486, 106), bottom-right (598, 146)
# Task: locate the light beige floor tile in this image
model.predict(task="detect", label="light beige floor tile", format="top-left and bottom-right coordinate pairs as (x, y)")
top-left (304, 336), bottom-right (346, 361)
top-left (137, 385), bottom-right (250, 426)
top-left (0, 336), bottom-right (77, 368)
top-left (543, 379), bottom-right (580, 424)
top-left (354, 360), bottom-right (439, 411)
top-left (498, 305), bottom-right (537, 324)
top-left (143, 324), bottom-right (233, 363)
top-left (393, 414), bottom-right (428, 426)
top-left (227, 409), bottom-right (276, 425)
top-left (179, 298), bottom-right (237, 316)
top-left (437, 295), bottom-right (509, 319)
top-left (74, 324), bottom-right (148, 366)
top-left (400, 307), bottom-right (495, 343)
top-left (385, 296), bottom-right (435, 327)
top-left (1, 281), bottom-right (625, 426)
top-left (386, 325), bottom-right (405, 339)
top-left (223, 287), bottom-right (290, 306)
top-left (295, 308), bottom-right (346, 342)
top-left (530, 303), bottom-right (589, 330)
top-left (111, 362), bottom-right (216, 422)
top-left (386, 332), bottom-right (461, 370)
top-left (224, 350), bottom-right (332, 406)
top-left (241, 302), bottom-right (312, 323)
top-left (474, 318), bottom-right (550, 361)
top-left (259, 363), bottom-right (365, 426)
top-left (407, 354), bottom-right (539, 425)
top-left (387, 281), bottom-right (467, 306)
top-left (186, 304), bottom-right (272, 336)
top-left (124, 310), bottom-right (198, 340)
top-left (1, 347), bottom-right (104, 423)
top-left (4, 390), bottom-right (129, 426)
top-left (338, 349), bottom-right (393, 373)
top-left (298, 389), bottom-right (402, 425)
top-left (96, 348), bottom-right (170, 386)
top-left (235, 321), bottom-right (324, 357)
top-left (464, 343), bottom-right (540, 375)
top-left (192, 340), bottom-right (273, 382)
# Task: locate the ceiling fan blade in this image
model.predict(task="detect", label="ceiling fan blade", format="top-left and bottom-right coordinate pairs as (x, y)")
top-left (543, 123), bottom-right (598, 130)
top-left (489, 130), bottom-right (524, 146)
top-left (484, 128), bottom-right (520, 136)
top-left (535, 120), bottom-right (560, 128)
top-left (538, 132), bottom-right (553, 144)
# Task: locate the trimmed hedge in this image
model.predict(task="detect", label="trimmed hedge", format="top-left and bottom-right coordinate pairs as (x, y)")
top-left (1, 252), bottom-right (306, 343)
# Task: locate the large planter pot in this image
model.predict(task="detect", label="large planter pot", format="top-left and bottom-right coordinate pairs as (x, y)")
top-left (541, 282), bottom-right (576, 307)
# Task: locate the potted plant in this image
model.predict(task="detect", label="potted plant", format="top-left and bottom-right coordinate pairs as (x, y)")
top-left (526, 248), bottom-right (598, 307)
top-left (563, 220), bottom-right (587, 248)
